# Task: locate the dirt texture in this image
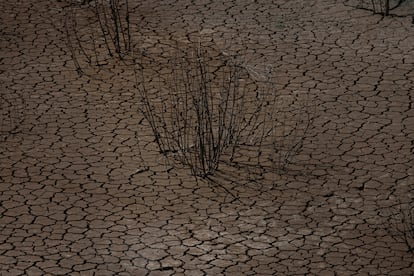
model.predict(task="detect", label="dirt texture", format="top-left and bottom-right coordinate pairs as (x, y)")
top-left (1, 0), bottom-right (413, 275)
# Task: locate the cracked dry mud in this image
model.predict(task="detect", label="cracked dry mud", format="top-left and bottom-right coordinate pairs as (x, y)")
top-left (1, 0), bottom-right (414, 275)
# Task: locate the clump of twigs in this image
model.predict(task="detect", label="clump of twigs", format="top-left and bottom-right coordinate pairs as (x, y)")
top-left (348, 0), bottom-right (407, 15)
top-left (133, 42), bottom-right (312, 178)
top-left (64, 0), bottom-right (133, 75)
top-left (387, 200), bottom-right (414, 253)
top-left (133, 45), bottom-right (248, 177)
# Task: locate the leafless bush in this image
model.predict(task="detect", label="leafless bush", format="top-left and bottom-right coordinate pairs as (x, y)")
top-left (133, 43), bottom-right (312, 178)
top-left (133, 46), bottom-right (246, 177)
top-left (64, 0), bottom-right (132, 75)
top-left (347, 0), bottom-right (407, 15)
top-left (388, 201), bottom-right (414, 253)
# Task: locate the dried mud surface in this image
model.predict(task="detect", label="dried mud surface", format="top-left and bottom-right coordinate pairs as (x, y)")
top-left (1, 0), bottom-right (413, 275)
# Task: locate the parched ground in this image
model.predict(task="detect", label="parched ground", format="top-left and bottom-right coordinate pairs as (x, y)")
top-left (1, 0), bottom-right (414, 275)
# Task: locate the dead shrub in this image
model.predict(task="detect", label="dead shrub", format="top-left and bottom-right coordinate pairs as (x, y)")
top-left (133, 42), bottom-right (312, 178)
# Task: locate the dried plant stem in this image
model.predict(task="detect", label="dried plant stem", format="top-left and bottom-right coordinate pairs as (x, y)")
top-left (64, 12), bottom-right (83, 74)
